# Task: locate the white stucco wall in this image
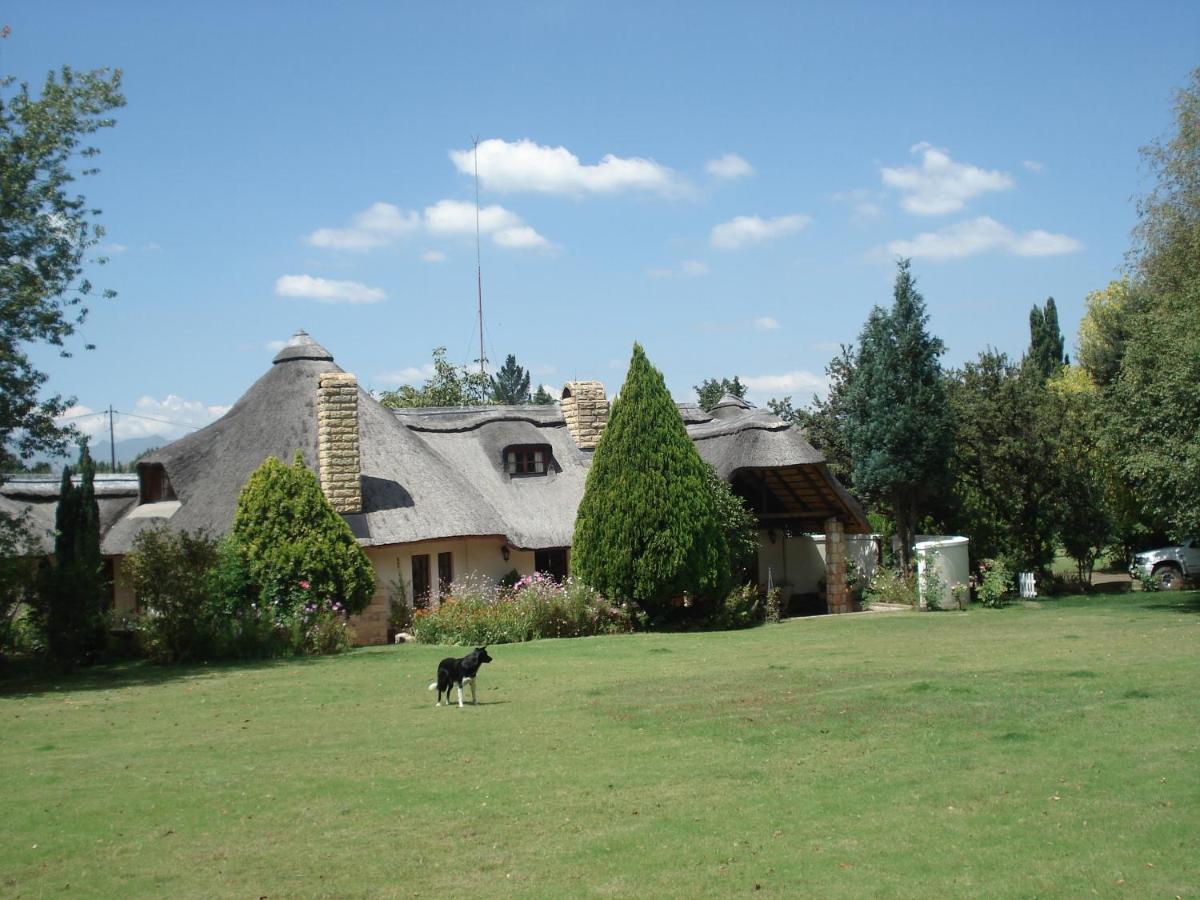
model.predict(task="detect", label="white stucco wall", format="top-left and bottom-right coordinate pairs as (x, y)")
top-left (755, 531), bottom-right (880, 595)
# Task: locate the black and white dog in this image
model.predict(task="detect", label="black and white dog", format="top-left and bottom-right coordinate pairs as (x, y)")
top-left (428, 647), bottom-right (493, 708)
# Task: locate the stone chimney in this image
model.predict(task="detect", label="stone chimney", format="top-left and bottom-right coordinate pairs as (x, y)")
top-left (560, 381), bottom-right (609, 449)
top-left (317, 372), bottom-right (362, 514)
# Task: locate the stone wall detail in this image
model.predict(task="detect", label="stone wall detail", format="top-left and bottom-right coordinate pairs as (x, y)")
top-left (824, 516), bottom-right (851, 614)
top-left (561, 381), bottom-right (609, 449)
top-left (317, 372), bottom-right (362, 515)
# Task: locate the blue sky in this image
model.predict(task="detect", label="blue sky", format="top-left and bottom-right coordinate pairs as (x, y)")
top-left (6, 2), bottom-right (1199, 446)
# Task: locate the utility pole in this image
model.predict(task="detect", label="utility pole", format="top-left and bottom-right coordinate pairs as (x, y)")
top-left (473, 136), bottom-right (486, 385)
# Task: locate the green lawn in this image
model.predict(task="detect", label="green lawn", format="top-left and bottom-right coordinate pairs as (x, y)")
top-left (3, 593), bottom-right (1198, 898)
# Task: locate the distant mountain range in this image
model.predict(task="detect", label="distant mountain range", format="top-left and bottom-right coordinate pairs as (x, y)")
top-left (17, 435), bottom-right (171, 472)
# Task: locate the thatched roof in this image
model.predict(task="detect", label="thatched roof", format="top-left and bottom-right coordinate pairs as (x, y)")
top-left (1, 474), bottom-right (138, 555)
top-left (98, 331), bottom-right (868, 554)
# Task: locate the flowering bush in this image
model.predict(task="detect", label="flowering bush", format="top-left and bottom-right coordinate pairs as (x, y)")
top-left (411, 572), bottom-right (634, 645)
top-left (863, 567), bottom-right (918, 607)
top-left (977, 559), bottom-right (1013, 608)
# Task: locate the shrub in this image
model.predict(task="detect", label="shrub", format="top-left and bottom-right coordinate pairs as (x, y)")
top-left (122, 526), bottom-right (222, 663)
top-left (710, 583), bottom-right (763, 630)
top-left (411, 573), bottom-right (633, 645)
top-left (977, 558), bottom-right (1013, 608)
top-left (232, 454), bottom-right (375, 616)
top-left (863, 566), bottom-right (918, 607)
top-left (765, 586), bottom-right (784, 622)
top-left (0, 511), bottom-right (39, 661)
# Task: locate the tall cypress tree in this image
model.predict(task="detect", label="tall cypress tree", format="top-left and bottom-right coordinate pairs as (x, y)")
top-left (572, 343), bottom-right (730, 615)
top-left (489, 354), bottom-right (532, 404)
top-left (1027, 297), bottom-right (1065, 379)
top-left (32, 443), bottom-right (108, 668)
top-left (846, 260), bottom-right (952, 573)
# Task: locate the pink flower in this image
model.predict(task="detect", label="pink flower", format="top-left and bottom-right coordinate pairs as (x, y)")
top-left (299, 580), bottom-right (310, 590)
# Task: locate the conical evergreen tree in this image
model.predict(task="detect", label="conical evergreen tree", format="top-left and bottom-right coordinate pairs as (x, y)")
top-left (1027, 297), bottom-right (1065, 379)
top-left (572, 343), bottom-right (730, 615)
top-left (489, 354), bottom-right (532, 404)
top-left (846, 260), bottom-right (952, 573)
top-left (32, 443), bottom-right (108, 668)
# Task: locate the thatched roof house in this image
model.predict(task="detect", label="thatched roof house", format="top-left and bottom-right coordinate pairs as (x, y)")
top-left (8, 331), bottom-right (870, 642)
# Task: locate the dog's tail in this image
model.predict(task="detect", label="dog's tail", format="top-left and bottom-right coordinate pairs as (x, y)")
top-left (428, 681), bottom-right (438, 691)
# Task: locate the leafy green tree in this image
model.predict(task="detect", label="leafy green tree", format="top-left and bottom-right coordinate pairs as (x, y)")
top-left (231, 454), bottom-right (375, 615)
top-left (531, 384), bottom-right (554, 405)
top-left (845, 260), bottom-right (952, 572)
top-left (1027, 297), bottom-right (1065, 379)
top-left (1109, 66), bottom-right (1200, 536)
top-left (378, 347), bottom-right (490, 408)
top-left (1048, 366), bottom-right (1114, 583)
top-left (489, 354), bottom-right (532, 404)
top-left (694, 376), bottom-right (747, 411)
top-left (769, 344), bottom-right (856, 487)
top-left (1, 67), bottom-right (124, 471)
top-left (572, 344), bottom-right (731, 616)
top-left (946, 353), bottom-right (1063, 571)
top-left (1077, 279), bottom-right (1149, 388)
top-left (0, 509), bottom-right (39, 661)
top-left (706, 463), bottom-right (759, 584)
top-left (30, 444), bottom-right (107, 668)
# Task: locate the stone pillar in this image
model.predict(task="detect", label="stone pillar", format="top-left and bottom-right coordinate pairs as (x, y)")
top-left (560, 381), bottom-right (609, 449)
top-left (824, 516), bottom-right (851, 614)
top-left (317, 373), bottom-right (362, 514)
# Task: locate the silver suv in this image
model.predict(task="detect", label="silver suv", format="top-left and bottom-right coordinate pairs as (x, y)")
top-left (1130, 537), bottom-right (1199, 590)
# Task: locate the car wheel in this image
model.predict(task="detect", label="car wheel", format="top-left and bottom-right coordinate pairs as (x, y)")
top-left (1154, 564), bottom-right (1183, 591)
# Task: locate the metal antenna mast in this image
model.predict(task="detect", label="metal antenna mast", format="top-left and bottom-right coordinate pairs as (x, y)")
top-left (473, 136), bottom-right (486, 384)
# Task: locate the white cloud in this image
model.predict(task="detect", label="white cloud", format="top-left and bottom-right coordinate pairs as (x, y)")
top-left (374, 364), bottom-right (436, 387)
top-left (753, 316), bottom-right (780, 330)
top-left (885, 216), bottom-right (1083, 261)
top-left (882, 143), bottom-right (1014, 215)
top-left (420, 249), bottom-right (447, 263)
top-left (450, 138), bottom-right (684, 196)
top-left (423, 199), bottom-right (551, 250)
top-left (649, 260), bottom-right (709, 278)
top-left (1023, 160), bottom-right (1044, 172)
top-left (62, 396), bottom-right (230, 442)
top-left (266, 339), bottom-right (288, 353)
top-left (705, 153), bottom-right (754, 179)
top-left (742, 370), bottom-right (829, 399)
top-left (101, 242), bottom-right (128, 254)
top-left (274, 274), bottom-right (387, 304)
top-left (831, 189), bottom-right (882, 223)
top-left (711, 214), bottom-right (811, 250)
top-left (306, 202), bottom-right (420, 250)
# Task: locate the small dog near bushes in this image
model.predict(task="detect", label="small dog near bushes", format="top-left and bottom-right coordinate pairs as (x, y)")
top-left (428, 647), bottom-right (492, 707)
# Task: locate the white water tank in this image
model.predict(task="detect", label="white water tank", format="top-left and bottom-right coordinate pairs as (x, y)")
top-left (915, 536), bottom-right (971, 610)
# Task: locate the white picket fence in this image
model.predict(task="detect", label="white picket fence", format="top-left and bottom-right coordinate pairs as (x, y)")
top-left (1018, 571), bottom-right (1037, 598)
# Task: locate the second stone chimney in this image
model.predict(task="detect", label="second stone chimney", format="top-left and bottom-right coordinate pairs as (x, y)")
top-left (560, 381), bottom-right (609, 449)
top-left (317, 372), bottom-right (362, 514)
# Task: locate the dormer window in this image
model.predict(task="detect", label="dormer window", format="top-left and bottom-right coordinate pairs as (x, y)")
top-left (138, 463), bottom-right (175, 503)
top-left (504, 445), bottom-right (549, 476)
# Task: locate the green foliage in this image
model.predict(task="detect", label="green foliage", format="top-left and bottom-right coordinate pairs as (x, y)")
top-left (231, 454), bottom-right (375, 617)
top-left (1027, 297), bottom-right (1065, 379)
top-left (29, 444), bottom-right (107, 668)
top-left (945, 351), bottom-right (1064, 571)
top-left (845, 260), bottom-right (952, 572)
top-left (862, 566), bottom-right (917, 607)
top-left (411, 572), bottom-right (634, 645)
top-left (122, 527), bottom-right (222, 663)
top-left (572, 344), bottom-right (731, 616)
top-left (706, 464), bottom-right (758, 582)
top-left (1077, 280), bottom-right (1148, 388)
top-left (709, 583), bottom-right (763, 630)
top-left (0, 510), bottom-right (39, 661)
top-left (489, 353), bottom-right (532, 404)
top-left (764, 585), bottom-right (784, 622)
top-left (919, 550), bottom-right (943, 611)
top-left (769, 344), bottom-right (856, 487)
top-left (1107, 67), bottom-right (1200, 537)
top-left (531, 384), bottom-right (554, 405)
top-left (377, 347), bottom-right (490, 408)
top-left (976, 559), bottom-right (1013, 608)
top-left (0, 67), bottom-right (124, 470)
top-left (693, 375), bottom-right (747, 411)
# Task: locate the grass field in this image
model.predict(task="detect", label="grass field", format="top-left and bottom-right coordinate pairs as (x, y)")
top-left (3, 592), bottom-right (1198, 898)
